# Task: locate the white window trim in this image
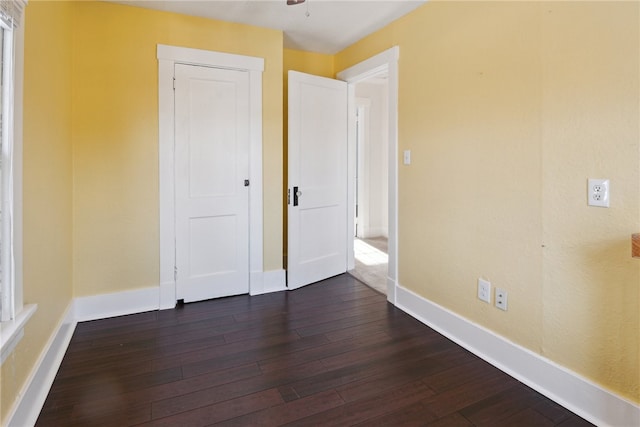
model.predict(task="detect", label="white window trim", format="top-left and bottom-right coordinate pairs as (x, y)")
top-left (0, 304), bottom-right (34, 364)
top-left (0, 14), bottom-right (15, 323)
top-left (0, 3), bottom-right (36, 364)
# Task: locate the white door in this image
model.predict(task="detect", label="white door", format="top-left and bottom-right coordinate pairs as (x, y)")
top-left (287, 71), bottom-right (348, 290)
top-left (174, 64), bottom-right (250, 302)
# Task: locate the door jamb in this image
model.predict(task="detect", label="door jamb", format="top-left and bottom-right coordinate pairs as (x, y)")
top-left (337, 46), bottom-right (399, 305)
top-left (157, 44), bottom-right (265, 308)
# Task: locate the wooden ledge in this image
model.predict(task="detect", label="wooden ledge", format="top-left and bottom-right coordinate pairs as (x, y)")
top-left (633, 233), bottom-right (640, 258)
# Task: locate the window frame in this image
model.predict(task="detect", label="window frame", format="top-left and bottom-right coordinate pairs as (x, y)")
top-left (0, 2), bottom-right (34, 365)
top-left (1, 12), bottom-right (15, 323)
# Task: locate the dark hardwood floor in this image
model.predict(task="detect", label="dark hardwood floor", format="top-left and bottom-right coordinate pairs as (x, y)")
top-left (37, 274), bottom-right (593, 426)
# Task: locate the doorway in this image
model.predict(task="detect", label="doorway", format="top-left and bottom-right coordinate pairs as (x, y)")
top-left (350, 76), bottom-right (389, 295)
top-left (157, 45), bottom-right (265, 308)
top-left (338, 46), bottom-right (399, 304)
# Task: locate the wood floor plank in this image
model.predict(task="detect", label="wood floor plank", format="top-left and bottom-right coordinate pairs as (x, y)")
top-left (151, 360), bottom-right (327, 419)
top-left (215, 389), bottom-right (345, 426)
top-left (351, 400), bottom-right (439, 427)
top-left (497, 407), bottom-right (556, 427)
top-left (182, 333), bottom-right (330, 378)
top-left (423, 368), bottom-right (519, 418)
top-left (150, 330), bottom-right (302, 373)
top-left (424, 413), bottom-right (475, 427)
top-left (145, 388), bottom-right (284, 427)
top-left (283, 380), bottom-right (435, 426)
top-left (36, 274), bottom-right (594, 427)
top-left (459, 384), bottom-right (543, 426)
top-left (334, 354), bottom-right (451, 403)
top-left (257, 330), bottom-right (392, 374)
top-left (63, 363), bottom-right (263, 418)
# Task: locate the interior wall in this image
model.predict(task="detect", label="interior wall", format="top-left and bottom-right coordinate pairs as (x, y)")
top-left (71, 2), bottom-right (284, 296)
top-left (1, 1), bottom-right (74, 423)
top-left (335, 1), bottom-right (639, 403)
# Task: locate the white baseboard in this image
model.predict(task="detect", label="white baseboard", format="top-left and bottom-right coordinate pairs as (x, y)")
top-left (386, 276), bottom-right (396, 305)
top-left (395, 284), bottom-right (640, 427)
top-left (7, 302), bottom-right (76, 427)
top-left (251, 269), bottom-right (286, 296)
top-left (74, 286), bottom-right (161, 322)
top-left (159, 281), bottom-right (176, 310)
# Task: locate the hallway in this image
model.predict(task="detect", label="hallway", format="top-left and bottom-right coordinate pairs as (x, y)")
top-left (350, 237), bottom-right (388, 295)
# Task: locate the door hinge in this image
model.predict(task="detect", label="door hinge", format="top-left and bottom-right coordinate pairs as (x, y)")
top-left (287, 188), bottom-right (291, 205)
top-left (173, 77), bottom-right (176, 91)
top-left (174, 266), bottom-right (177, 281)
top-left (244, 179), bottom-right (250, 187)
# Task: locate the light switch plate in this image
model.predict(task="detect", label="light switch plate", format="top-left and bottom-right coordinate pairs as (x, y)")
top-left (403, 150), bottom-right (411, 165)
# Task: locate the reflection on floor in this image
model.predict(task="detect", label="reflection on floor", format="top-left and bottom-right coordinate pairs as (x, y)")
top-left (349, 236), bottom-right (388, 295)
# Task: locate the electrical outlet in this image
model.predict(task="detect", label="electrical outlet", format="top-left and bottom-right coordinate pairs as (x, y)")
top-left (478, 279), bottom-right (491, 303)
top-left (495, 288), bottom-right (508, 311)
top-left (588, 179), bottom-right (609, 207)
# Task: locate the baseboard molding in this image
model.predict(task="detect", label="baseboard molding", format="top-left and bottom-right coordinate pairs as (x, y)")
top-left (74, 286), bottom-right (161, 322)
top-left (159, 281), bottom-right (176, 310)
top-left (74, 273), bottom-right (289, 320)
top-left (251, 269), bottom-right (286, 295)
top-left (386, 276), bottom-right (396, 305)
top-left (7, 302), bottom-right (76, 427)
top-left (395, 284), bottom-right (640, 427)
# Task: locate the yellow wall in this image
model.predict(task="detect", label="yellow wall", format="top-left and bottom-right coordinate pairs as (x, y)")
top-left (3, 1), bottom-right (284, 421)
top-left (282, 49), bottom-right (334, 259)
top-left (1, 1), bottom-right (74, 423)
top-left (4, 1), bottom-right (638, 421)
top-left (284, 48), bottom-right (334, 78)
top-left (336, 1), bottom-right (639, 402)
top-left (71, 2), bottom-right (283, 296)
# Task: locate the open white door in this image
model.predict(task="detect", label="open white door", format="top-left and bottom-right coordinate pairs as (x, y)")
top-left (174, 64), bottom-right (250, 302)
top-left (287, 71), bottom-right (348, 290)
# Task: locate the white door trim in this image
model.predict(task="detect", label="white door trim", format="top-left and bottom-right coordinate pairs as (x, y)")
top-left (338, 46), bottom-right (399, 305)
top-left (157, 44), bottom-right (264, 308)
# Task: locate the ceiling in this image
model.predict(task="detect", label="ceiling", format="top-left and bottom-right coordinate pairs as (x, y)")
top-left (108, 0), bottom-right (427, 54)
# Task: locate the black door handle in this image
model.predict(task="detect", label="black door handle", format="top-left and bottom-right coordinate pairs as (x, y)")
top-left (293, 186), bottom-right (300, 206)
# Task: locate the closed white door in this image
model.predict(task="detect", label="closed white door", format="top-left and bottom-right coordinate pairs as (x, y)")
top-left (174, 64), bottom-right (249, 302)
top-left (287, 71), bottom-right (348, 290)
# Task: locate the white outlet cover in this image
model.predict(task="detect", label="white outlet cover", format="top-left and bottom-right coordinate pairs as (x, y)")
top-left (588, 178), bottom-right (609, 208)
top-left (478, 278), bottom-right (491, 303)
top-left (495, 287), bottom-right (508, 311)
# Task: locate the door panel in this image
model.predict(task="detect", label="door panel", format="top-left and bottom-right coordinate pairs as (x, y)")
top-left (288, 71), bottom-right (348, 290)
top-left (175, 64), bottom-right (249, 302)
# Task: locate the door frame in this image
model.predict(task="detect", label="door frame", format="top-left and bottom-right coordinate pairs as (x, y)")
top-left (157, 44), bottom-right (264, 308)
top-left (354, 98), bottom-right (371, 239)
top-left (337, 46), bottom-right (399, 304)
